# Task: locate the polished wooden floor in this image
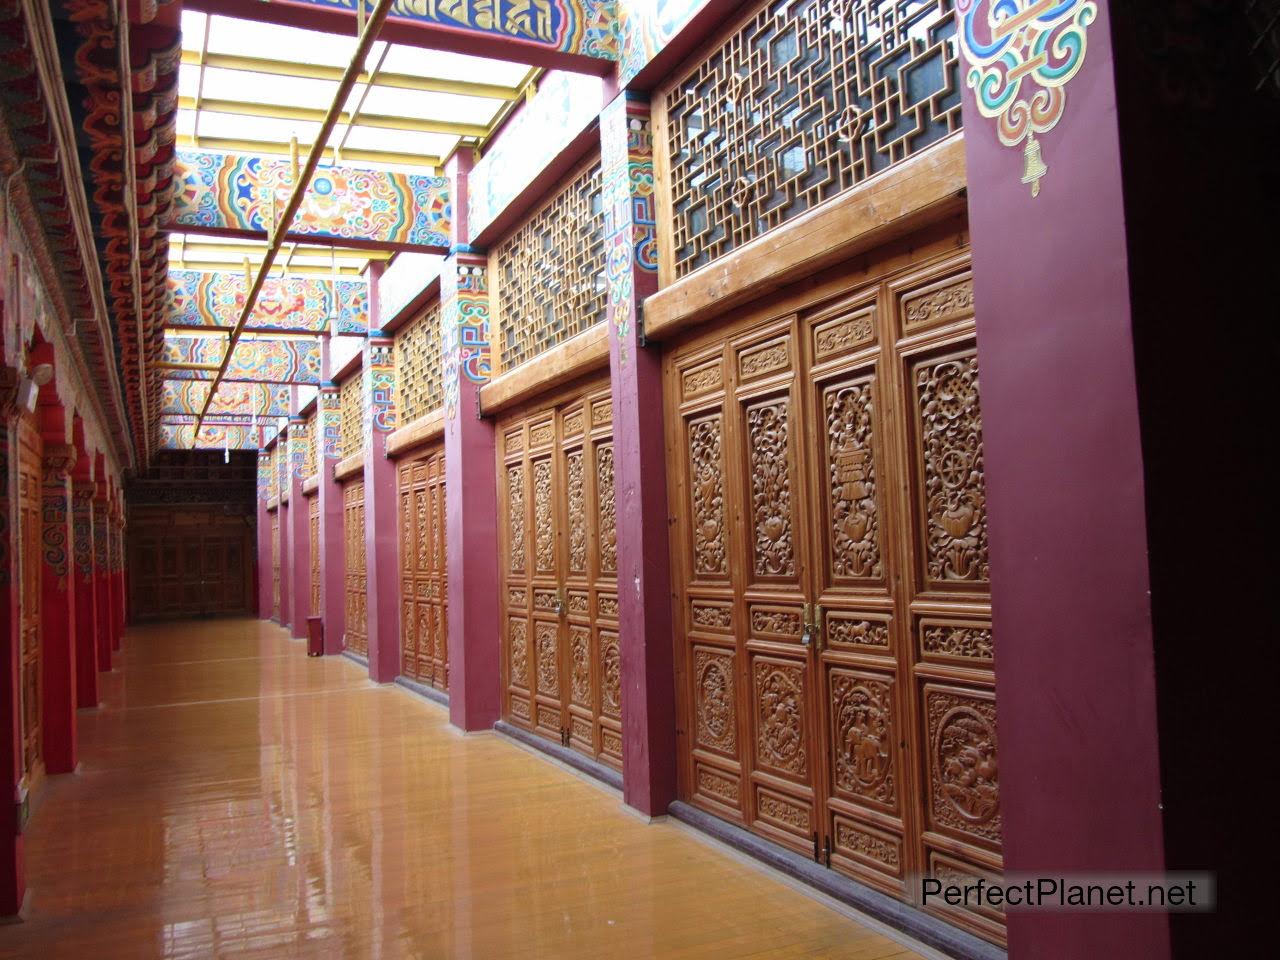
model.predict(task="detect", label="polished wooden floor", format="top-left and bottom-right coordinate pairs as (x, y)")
top-left (1, 619), bottom-right (925, 959)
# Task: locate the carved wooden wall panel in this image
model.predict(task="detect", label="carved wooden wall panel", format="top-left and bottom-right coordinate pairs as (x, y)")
top-left (664, 243), bottom-right (1001, 945)
top-left (308, 494), bottom-right (320, 616)
top-left (270, 509), bottom-right (281, 619)
top-left (338, 372), bottom-right (364, 458)
top-left (397, 443), bottom-right (448, 689)
top-left (394, 300), bottom-right (444, 424)
top-left (129, 506), bottom-right (254, 620)
top-left (303, 411), bottom-right (318, 481)
top-left (498, 377), bottom-right (620, 767)
top-left (492, 155), bottom-right (608, 373)
top-left (16, 415), bottom-right (43, 788)
top-left (343, 479), bottom-right (367, 656)
top-left (656, 0), bottom-right (962, 280)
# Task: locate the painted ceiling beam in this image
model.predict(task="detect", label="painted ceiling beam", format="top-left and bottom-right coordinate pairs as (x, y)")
top-left (167, 268), bottom-right (369, 334)
top-left (162, 379), bottom-right (292, 417)
top-left (166, 148), bottom-right (451, 250)
top-left (161, 423), bottom-right (263, 449)
top-left (183, 0), bottom-right (619, 74)
top-left (175, 135), bottom-right (441, 171)
top-left (171, 260), bottom-right (365, 276)
top-left (171, 241), bottom-right (394, 262)
top-left (177, 96), bottom-right (492, 139)
top-left (179, 49), bottom-right (526, 101)
top-left (163, 333), bottom-right (323, 385)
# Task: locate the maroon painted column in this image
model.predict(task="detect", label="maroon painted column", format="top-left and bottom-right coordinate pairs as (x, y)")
top-left (601, 92), bottom-right (675, 816)
top-left (92, 481), bottom-right (111, 671)
top-left (0, 374), bottom-right (26, 914)
top-left (316, 375), bottom-right (346, 654)
top-left (442, 151), bottom-right (500, 731)
top-left (39, 442), bottom-right (77, 775)
top-left (112, 490), bottom-right (125, 641)
top-left (70, 480), bottom-right (98, 709)
top-left (955, 3), bottom-right (1167, 956)
top-left (105, 485), bottom-right (119, 653)
top-left (276, 439), bottom-right (292, 629)
top-left (361, 263), bottom-right (401, 683)
top-left (255, 449), bottom-right (274, 619)
top-left (286, 414), bottom-right (311, 637)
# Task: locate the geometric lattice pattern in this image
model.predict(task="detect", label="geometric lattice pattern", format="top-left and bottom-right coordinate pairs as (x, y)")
top-left (663, 0), bottom-right (962, 276)
top-left (394, 300), bottom-right (444, 424)
top-left (339, 372), bottom-right (364, 458)
top-left (494, 157), bottom-right (608, 371)
top-left (303, 409), bottom-right (318, 480)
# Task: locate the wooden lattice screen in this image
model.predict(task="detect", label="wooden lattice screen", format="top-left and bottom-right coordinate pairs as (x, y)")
top-left (338, 373), bottom-right (363, 458)
top-left (661, 0), bottom-right (962, 278)
top-left (302, 410), bottom-right (318, 480)
top-left (394, 300), bottom-right (444, 423)
top-left (494, 155), bottom-right (608, 372)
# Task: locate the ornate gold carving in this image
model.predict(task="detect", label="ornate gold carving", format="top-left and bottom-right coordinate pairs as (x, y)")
top-left (596, 443), bottom-right (617, 574)
top-left (917, 355), bottom-right (989, 582)
top-left (567, 450), bottom-right (586, 573)
top-left (600, 629), bottom-right (621, 720)
top-left (694, 648), bottom-right (736, 753)
top-left (825, 379), bottom-right (881, 579)
top-left (738, 339), bottom-right (790, 380)
top-left (495, 159), bottom-right (608, 371)
top-left (753, 661), bottom-right (807, 776)
top-left (747, 400), bottom-right (794, 576)
top-left (535, 621), bottom-right (559, 696)
top-left (508, 619), bottom-right (529, 688)
top-left (688, 415), bottom-right (727, 576)
top-left (922, 623), bottom-right (994, 661)
top-left (830, 672), bottom-right (895, 806)
top-left (927, 687), bottom-right (1001, 843)
top-left (682, 360), bottom-right (722, 399)
top-left (903, 277), bottom-right (974, 333)
top-left (533, 458), bottom-right (553, 572)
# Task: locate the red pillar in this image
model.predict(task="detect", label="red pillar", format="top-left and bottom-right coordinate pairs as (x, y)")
top-left (39, 442), bottom-right (77, 775)
top-left (442, 150), bottom-right (500, 730)
top-left (112, 489), bottom-right (125, 641)
top-left (256, 449), bottom-right (273, 618)
top-left (276, 449), bottom-right (292, 629)
top-left (956, 3), bottom-right (1168, 956)
top-left (92, 481), bottom-right (111, 672)
top-left (601, 92), bottom-right (675, 816)
top-left (286, 414), bottom-right (311, 637)
top-left (362, 264), bottom-right (401, 683)
top-left (70, 481), bottom-right (98, 709)
top-left (0, 373), bottom-right (26, 914)
top-left (316, 373), bottom-right (346, 654)
top-left (104, 482), bottom-right (119, 654)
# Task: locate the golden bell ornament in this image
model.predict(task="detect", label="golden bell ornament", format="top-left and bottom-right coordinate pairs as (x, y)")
top-left (1021, 133), bottom-right (1048, 198)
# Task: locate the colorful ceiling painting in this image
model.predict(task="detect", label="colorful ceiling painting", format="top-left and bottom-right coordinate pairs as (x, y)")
top-left (160, 423), bottom-right (262, 450)
top-left (168, 150), bottom-right (452, 250)
top-left (162, 335), bottom-right (323, 384)
top-left (167, 269), bottom-right (368, 334)
top-left (162, 380), bottom-right (291, 417)
top-left (468, 71), bottom-right (604, 237)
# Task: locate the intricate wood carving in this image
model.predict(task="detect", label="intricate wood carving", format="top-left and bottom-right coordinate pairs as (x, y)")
top-left (509, 618), bottom-right (529, 689)
top-left (596, 443), bottom-right (616, 574)
top-left (569, 625), bottom-right (591, 706)
top-left (600, 629), bottom-right (621, 720)
top-left (825, 378), bottom-right (881, 580)
top-left (688, 416), bottom-right (727, 576)
top-left (757, 790), bottom-right (810, 832)
top-left (753, 660), bottom-right (807, 777)
top-left (926, 686), bottom-right (1001, 844)
top-left (830, 671), bottom-right (896, 807)
top-left (922, 623), bottom-right (994, 662)
top-left (533, 458), bottom-right (554, 572)
top-left (507, 464), bottom-right (525, 572)
top-left (567, 450), bottom-right (586, 573)
top-left (695, 648), bottom-right (736, 754)
top-left (747, 400), bottom-right (794, 577)
top-left (697, 765), bottom-right (741, 806)
top-left (535, 621), bottom-right (559, 696)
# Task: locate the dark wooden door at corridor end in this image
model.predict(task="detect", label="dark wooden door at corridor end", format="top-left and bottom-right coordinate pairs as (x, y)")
top-left (664, 241), bottom-right (1003, 945)
top-left (397, 443), bottom-right (447, 689)
top-left (17, 413), bottom-right (43, 789)
top-left (498, 378), bottom-right (621, 768)
top-left (343, 479), bottom-right (367, 656)
top-left (129, 506), bottom-right (254, 620)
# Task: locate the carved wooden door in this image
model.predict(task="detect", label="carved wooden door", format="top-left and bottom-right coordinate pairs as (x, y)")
top-left (666, 246), bottom-right (1001, 944)
top-left (308, 494), bottom-right (320, 617)
top-left (343, 479), bottom-right (367, 656)
top-left (17, 414), bottom-right (43, 787)
top-left (128, 510), bottom-right (253, 619)
top-left (270, 509), bottom-right (281, 619)
top-left (397, 444), bottom-right (447, 689)
top-left (498, 378), bottom-right (621, 768)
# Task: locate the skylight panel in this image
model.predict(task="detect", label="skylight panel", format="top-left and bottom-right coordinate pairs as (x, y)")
top-left (199, 69), bottom-right (339, 109)
top-left (196, 112), bottom-right (322, 145)
top-left (358, 87), bottom-right (504, 125)
top-left (341, 126), bottom-right (456, 156)
top-left (379, 45), bottom-right (530, 86)
top-left (205, 15), bottom-right (355, 67)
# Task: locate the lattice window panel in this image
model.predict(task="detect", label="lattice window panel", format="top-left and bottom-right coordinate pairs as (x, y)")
top-left (303, 411), bottom-right (318, 479)
top-left (495, 157), bottom-right (608, 372)
top-left (339, 373), bottom-right (364, 458)
top-left (395, 300), bottom-right (444, 424)
top-left (664, 0), bottom-right (962, 277)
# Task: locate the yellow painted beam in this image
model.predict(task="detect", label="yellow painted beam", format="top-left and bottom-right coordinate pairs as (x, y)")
top-left (182, 49), bottom-right (521, 102)
top-left (176, 134), bottom-right (441, 171)
top-left (179, 97), bottom-right (490, 139)
top-left (172, 242), bottom-right (391, 261)
top-left (156, 361), bottom-right (223, 372)
top-left (167, 260), bottom-right (366, 276)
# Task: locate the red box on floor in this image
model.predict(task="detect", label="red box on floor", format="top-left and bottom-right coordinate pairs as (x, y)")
top-left (306, 617), bottom-right (323, 657)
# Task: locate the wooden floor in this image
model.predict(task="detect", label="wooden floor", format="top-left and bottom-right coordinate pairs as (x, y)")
top-left (0, 618), bottom-right (924, 959)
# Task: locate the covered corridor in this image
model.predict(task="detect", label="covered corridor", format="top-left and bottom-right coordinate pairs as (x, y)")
top-left (0, 619), bottom-right (924, 960)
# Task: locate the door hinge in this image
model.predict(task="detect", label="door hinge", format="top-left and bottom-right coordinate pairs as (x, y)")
top-left (822, 834), bottom-right (832, 868)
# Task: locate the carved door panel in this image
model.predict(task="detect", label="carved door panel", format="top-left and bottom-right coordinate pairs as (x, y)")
top-left (343, 479), bottom-right (367, 656)
top-left (498, 378), bottom-right (618, 768)
top-left (17, 414), bottom-right (43, 788)
top-left (270, 510), bottom-right (281, 619)
top-left (666, 247), bottom-right (1002, 945)
top-left (308, 495), bottom-right (320, 617)
top-left (397, 445), bottom-right (447, 689)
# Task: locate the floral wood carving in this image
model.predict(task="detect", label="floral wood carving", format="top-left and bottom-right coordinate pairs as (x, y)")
top-left (831, 672), bottom-right (896, 806)
top-left (748, 400), bottom-right (794, 577)
top-left (570, 625), bottom-right (591, 705)
top-left (826, 380), bottom-right (882, 579)
top-left (923, 624), bottom-right (994, 661)
top-left (695, 649), bottom-right (736, 753)
top-left (535, 621), bottom-right (559, 696)
top-left (567, 450), bottom-right (586, 573)
top-left (689, 415), bottom-right (727, 575)
top-left (754, 661), bottom-right (807, 776)
top-left (600, 630), bottom-right (621, 719)
top-left (533, 458), bottom-right (553, 572)
top-left (927, 687), bottom-right (1001, 843)
top-left (509, 618), bottom-right (528, 688)
top-left (508, 464), bottom-right (525, 573)
top-left (597, 443), bottom-right (617, 574)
